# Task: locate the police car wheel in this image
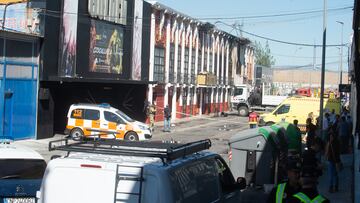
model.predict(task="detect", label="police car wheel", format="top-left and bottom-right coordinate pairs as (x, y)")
top-left (125, 132), bottom-right (139, 141)
top-left (70, 128), bottom-right (84, 141)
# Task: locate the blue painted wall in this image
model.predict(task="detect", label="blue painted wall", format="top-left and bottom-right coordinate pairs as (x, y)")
top-left (0, 61), bottom-right (38, 140)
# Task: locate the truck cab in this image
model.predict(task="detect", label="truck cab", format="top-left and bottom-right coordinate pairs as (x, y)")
top-left (230, 84), bottom-right (288, 117)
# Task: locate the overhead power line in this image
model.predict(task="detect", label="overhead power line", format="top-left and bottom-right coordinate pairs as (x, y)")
top-left (197, 6), bottom-right (352, 20)
top-left (216, 21), bottom-right (349, 47)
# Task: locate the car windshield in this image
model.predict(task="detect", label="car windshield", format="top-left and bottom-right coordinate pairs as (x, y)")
top-left (0, 159), bottom-right (46, 179)
top-left (116, 110), bottom-right (135, 123)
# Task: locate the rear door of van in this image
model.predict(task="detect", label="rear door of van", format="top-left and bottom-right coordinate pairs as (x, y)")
top-left (40, 160), bottom-right (116, 203)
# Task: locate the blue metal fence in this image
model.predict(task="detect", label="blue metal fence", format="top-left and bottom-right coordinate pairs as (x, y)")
top-left (0, 60), bottom-right (38, 140)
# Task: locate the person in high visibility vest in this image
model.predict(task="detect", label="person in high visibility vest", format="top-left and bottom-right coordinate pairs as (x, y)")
top-left (248, 111), bottom-right (258, 129)
top-left (267, 156), bottom-right (302, 203)
top-left (288, 150), bottom-right (330, 203)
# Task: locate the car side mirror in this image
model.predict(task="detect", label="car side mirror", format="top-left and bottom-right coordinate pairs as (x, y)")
top-left (50, 155), bottom-right (62, 160)
top-left (36, 191), bottom-right (41, 199)
top-left (235, 177), bottom-right (247, 190)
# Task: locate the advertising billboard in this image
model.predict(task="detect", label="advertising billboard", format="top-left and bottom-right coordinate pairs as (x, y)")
top-left (58, 0), bottom-right (78, 77)
top-left (0, 1), bottom-right (44, 35)
top-left (89, 19), bottom-right (124, 75)
top-left (131, 0), bottom-right (143, 80)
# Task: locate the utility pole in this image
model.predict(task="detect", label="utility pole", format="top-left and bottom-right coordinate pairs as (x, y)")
top-left (319, 0), bottom-right (327, 136)
top-left (311, 44), bottom-right (316, 88)
top-left (336, 21), bottom-right (344, 85)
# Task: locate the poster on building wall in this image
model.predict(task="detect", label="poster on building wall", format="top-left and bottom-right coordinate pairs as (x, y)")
top-left (89, 20), bottom-right (124, 75)
top-left (131, 0), bottom-right (143, 80)
top-left (0, 2), bottom-right (44, 35)
top-left (59, 0), bottom-right (78, 77)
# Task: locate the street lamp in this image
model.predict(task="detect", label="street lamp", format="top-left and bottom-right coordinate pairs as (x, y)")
top-left (336, 21), bottom-right (344, 85)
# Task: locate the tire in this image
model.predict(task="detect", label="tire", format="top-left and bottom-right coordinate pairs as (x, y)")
top-left (238, 106), bottom-right (249, 117)
top-left (265, 122), bottom-right (275, 126)
top-left (70, 128), bottom-right (84, 141)
top-left (125, 132), bottom-right (139, 141)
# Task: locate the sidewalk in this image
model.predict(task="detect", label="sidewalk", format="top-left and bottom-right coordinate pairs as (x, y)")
top-left (318, 153), bottom-right (352, 202)
top-left (354, 135), bottom-right (360, 203)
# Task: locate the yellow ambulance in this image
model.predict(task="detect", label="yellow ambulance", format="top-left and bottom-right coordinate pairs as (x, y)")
top-left (258, 96), bottom-right (340, 132)
top-left (65, 103), bottom-right (152, 141)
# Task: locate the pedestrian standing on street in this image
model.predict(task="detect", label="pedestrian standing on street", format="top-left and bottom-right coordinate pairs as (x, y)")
top-left (267, 156), bottom-right (302, 203)
top-left (306, 118), bottom-right (316, 148)
top-left (248, 111), bottom-right (258, 129)
top-left (325, 131), bottom-right (341, 193)
top-left (294, 119), bottom-right (301, 132)
top-left (163, 105), bottom-right (171, 132)
top-left (346, 115), bottom-right (353, 151)
top-left (329, 109), bottom-right (336, 124)
top-left (322, 113), bottom-right (330, 142)
top-left (338, 116), bottom-right (350, 154)
top-left (148, 101), bottom-right (157, 132)
top-left (288, 150), bottom-right (330, 203)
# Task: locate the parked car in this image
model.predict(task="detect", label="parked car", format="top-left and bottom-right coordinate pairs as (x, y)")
top-left (37, 139), bottom-right (246, 203)
top-left (65, 103), bottom-right (152, 141)
top-left (0, 138), bottom-right (46, 203)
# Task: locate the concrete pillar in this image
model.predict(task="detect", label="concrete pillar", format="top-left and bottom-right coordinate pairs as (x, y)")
top-left (165, 18), bottom-right (171, 84)
top-left (174, 21), bottom-right (179, 81)
top-left (216, 36), bottom-right (220, 80)
top-left (199, 88), bottom-right (203, 115)
top-left (221, 39), bottom-right (225, 85)
top-left (226, 41), bottom-right (229, 84)
top-left (201, 33), bottom-right (204, 72)
top-left (195, 28), bottom-right (199, 75)
top-left (181, 22), bottom-right (185, 80)
top-left (188, 27), bottom-right (193, 84)
top-left (171, 86), bottom-right (177, 121)
top-left (212, 34), bottom-right (216, 73)
top-left (164, 84), bottom-right (169, 106)
top-left (148, 12), bottom-right (156, 103)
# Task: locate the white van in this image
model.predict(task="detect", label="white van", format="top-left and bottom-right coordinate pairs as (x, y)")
top-left (0, 139), bottom-right (46, 203)
top-left (37, 139), bottom-right (245, 203)
top-left (65, 103), bottom-right (152, 141)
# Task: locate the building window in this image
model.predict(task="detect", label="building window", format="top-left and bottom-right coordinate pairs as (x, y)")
top-left (209, 52), bottom-right (213, 72)
top-left (204, 50), bottom-right (208, 72)
top-left (88, 0), bottom-right (127, 25)
top-left (169, 44), bottom-right (175, 82)
top-left (198, 49), bottom-right (202, 73)
top-left (184, 48), bottom-right (189, 82)
top-left (214, 52), bottom-right (217, 75)
top-left (177, 46), bottom-right (182, 82)
top-left (154, 47), bottom-right (165, 82)
top-left (191, 49), bottom-right (196, 83)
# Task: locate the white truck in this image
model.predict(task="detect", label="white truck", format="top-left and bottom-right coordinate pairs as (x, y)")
top-left (230, 84), bottom-right (288, 116)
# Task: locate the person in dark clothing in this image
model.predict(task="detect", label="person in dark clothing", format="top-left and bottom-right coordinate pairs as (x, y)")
top-left (288, 150), bottom-right (330, 203)
top-left (163, 105), bottom-right (171, 132)
top-left (338, 116), bottom-right (350, 154)
top-left (325, 131), bottom-right (341, 193)
top-left (267, 156), bottom-right (302, 203)
top-left (306, 118), bottom-right (316, 148)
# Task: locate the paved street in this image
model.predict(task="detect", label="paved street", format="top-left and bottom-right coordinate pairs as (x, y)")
top-left (16, 113), bottom-right (249, 162)
top-left (15, 114), bottom-right (356, 202)
top-left (151, 113), bottom-right (249, 160)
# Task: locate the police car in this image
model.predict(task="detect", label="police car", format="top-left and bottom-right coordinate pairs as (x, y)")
top-left (0, 138), bottom-right (46, 203)
top-left (65, 103), bottom-right (152, 141)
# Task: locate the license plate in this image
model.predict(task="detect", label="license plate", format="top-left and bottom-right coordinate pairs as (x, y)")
top-left (4, 198), bottom-right (35, 203)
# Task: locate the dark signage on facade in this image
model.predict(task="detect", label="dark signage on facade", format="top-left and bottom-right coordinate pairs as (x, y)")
top-left (339, 84), bottom-right (351, 92)
top-left (89, 20), bottom-right (124, 75)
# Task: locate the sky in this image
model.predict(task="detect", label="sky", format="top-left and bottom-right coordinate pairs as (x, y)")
top-left (154, 0), bottom-right (354, 73)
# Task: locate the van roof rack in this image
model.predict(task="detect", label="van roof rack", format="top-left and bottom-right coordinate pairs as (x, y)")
top-left (49, 138), bottom-right (211, 163)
